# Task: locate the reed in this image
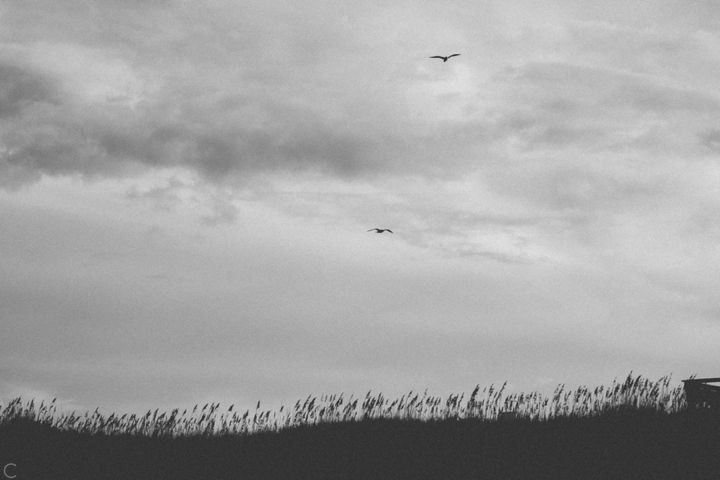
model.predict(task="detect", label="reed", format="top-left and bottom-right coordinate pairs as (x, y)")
top-left (0, 372), bottom-right (687, 438)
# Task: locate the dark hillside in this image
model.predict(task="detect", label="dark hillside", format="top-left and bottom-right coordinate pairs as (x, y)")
top-left (2, 409), bottom-right (719, 480)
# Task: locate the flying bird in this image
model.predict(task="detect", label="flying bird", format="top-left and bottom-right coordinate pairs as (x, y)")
top-left (367, 228), bottom-right (393, 234)
top-left (430, 54), bottom-right (460, 62)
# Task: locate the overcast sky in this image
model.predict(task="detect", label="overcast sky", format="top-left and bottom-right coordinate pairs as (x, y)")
top-left (2, 0), bottom-right (720, 416)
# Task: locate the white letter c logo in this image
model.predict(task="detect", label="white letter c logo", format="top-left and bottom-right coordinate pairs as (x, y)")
top-left (3, 463), bottom-right (16, 479)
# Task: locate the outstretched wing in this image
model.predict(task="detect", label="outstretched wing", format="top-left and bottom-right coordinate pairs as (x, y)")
top-left (429, 56), bottom-right (445, 59)
top-left (386, 230), bottom-right (393, 234)
top-left (448, 54), bottom-right (461, 58)
top-left (367, 229), bottom-right (378, 232)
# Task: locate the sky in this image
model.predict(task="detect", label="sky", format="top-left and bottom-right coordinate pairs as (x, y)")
top-left (1, 0), bottom-right (720, 417)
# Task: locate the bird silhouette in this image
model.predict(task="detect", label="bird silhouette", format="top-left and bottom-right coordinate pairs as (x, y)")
top-left (367, 228), bottom-right (393, 234)
top-left (430, 54), bottom-right (460, 62)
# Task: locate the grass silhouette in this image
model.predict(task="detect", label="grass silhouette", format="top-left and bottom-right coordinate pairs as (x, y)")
top-left (1, 373), bottom-right (718, 479)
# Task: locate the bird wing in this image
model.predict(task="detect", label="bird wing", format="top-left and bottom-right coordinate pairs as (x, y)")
top-left (386, 230), bottom-right (393, 233)
top-left (448, 54), bottom-right (461, 58)
top-left (367, 229), bottom-right (378, 232)
top-left (429, 56), bottom-right (445, 59)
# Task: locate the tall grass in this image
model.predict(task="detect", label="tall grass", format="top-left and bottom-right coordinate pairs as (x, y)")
top-left (0, 372), bottom-right (687, 438)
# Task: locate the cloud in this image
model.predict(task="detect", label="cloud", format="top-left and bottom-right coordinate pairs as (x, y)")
top-left (0, 63), bottom-right (59, 118)
top-left (2, 0), bottom-right (718, 194)
top-left (699, 129), bottom-right (720, 153)
top-left (3, 0), bottom-right (720, 419)
top-left (0, 40), bottom-right (416, 188)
